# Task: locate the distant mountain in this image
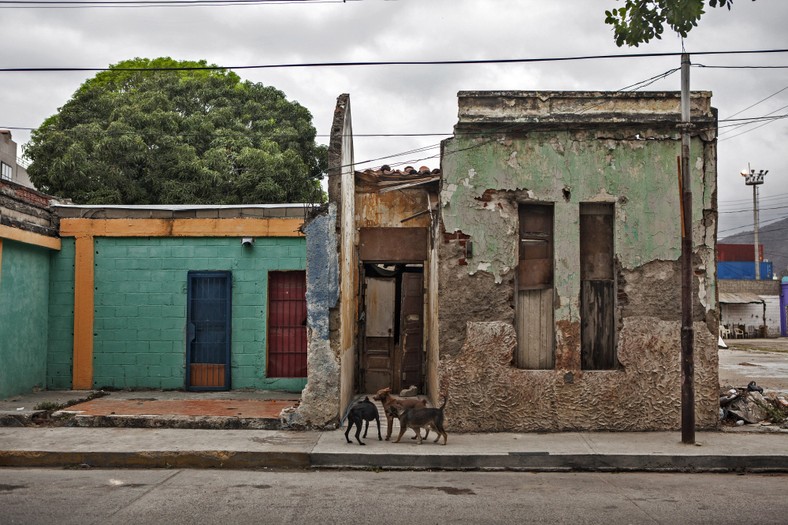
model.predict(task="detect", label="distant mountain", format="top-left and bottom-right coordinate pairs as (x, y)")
top-left (721, 216), bottom-right (788, 278)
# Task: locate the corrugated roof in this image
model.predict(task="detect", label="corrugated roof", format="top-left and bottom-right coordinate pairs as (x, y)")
top-left (719, 292), bottom-right (765, 304)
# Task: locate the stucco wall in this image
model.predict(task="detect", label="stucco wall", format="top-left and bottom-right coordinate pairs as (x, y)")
top-left (437, 94), bottom-right (718, 431)
top-left (0, 240), bottom-right (50, 398)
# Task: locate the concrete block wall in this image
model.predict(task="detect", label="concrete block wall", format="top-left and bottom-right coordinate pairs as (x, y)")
top-left (47, 238), bottom-right (75, 389)
top-left (71, 236), bottom-right (305, 391)
top-left (0, 240), bottom-right (50, 398)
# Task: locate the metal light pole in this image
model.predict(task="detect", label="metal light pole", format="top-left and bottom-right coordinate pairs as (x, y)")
top-left (741, 167), bottom-right (768, 280)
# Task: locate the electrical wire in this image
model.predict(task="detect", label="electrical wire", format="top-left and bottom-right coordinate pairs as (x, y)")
top-left (2, 49), bottom-right (788, 73)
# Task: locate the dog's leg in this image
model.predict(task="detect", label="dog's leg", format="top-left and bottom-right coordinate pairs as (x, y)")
top-left (344, 418), bottom-right (354, 444)
top-left (393, 424), bottom-right (407, 443)
top-left (375, 414), bottom-right (382, 441)
top-left (355, 418), bottom-right (365, 445)
top-left (362, 418), bottom-right (369, 439)
top-left (384, 407), bottom-right (394, 441)
top-left (416, 427), bottom-right (423, 445)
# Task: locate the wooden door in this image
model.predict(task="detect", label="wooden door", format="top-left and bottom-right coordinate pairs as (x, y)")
top-left (362, 277), bottom-right (395, 393)
top-left (398, 272), bottom-right (424, 392)
top-left (516, 204), bottom-right (555, 369)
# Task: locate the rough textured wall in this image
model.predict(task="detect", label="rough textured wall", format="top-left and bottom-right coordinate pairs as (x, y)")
top-left (284, 205), bottom-right (341, 428)
top-left (438, 123), bottom-right (718, 430)
top-left (89, 237), bottom-right (306, 390)
top-left (47, 238), bottom-right (75, 389)
top-left (0, 240), bottom-right (50, 398)
top-left (439, 321), bottom-right (719, 431)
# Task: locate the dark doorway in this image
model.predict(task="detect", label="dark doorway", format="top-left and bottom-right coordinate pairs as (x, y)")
top-left (359, 264), bottom-right (425, 394)
top-left (186, 271), bottom-right (232, 391)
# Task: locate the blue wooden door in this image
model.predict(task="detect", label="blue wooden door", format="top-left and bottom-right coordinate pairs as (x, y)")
top-left (186, 271), bottom-right (231, 391)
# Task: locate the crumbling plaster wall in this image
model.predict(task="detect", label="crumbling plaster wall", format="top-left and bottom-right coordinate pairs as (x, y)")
top-left (438, 128), bottom-right (718, 430)
top-left (282, 205), bottom-right (341, 429)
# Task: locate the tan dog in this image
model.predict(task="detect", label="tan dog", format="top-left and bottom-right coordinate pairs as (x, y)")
top-left (389, 396), bottom-right (448, 445)
top-left (372, 387), bottom-right (428, 441)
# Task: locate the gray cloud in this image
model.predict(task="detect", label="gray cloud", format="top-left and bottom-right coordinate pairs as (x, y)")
top-left (1, 0), bottom-right (786, 236)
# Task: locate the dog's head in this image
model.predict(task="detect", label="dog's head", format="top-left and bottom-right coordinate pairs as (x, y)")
top-left (372, 387), bottom-right (391, 402)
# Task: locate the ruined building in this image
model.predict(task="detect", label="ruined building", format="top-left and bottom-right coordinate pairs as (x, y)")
top-left (288, 91), bottom-right (719, 432)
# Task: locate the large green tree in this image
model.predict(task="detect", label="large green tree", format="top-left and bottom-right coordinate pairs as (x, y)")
top-left (26, 57), bottom-right (327, 204)
top-left (605, 0), bottom-right (752, 46)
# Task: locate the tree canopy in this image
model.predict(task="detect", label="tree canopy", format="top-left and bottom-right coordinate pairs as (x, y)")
top-left (605, 0), bottom-right (750, 47)
top-left (26, 57), bottom-right (327, 205)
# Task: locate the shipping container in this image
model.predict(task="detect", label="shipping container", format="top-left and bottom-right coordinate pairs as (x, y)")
top-left (717, 243), bottom-right (763, 262)
top-left (717, 261), bottom-right (773, 280)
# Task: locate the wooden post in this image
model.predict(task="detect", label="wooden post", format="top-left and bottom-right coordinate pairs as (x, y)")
top-left (680, 53), bottom-right (695, 444)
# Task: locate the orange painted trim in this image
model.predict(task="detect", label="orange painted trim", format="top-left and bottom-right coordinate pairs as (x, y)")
top-left (72, 236), bottom-right (95, 390)
top-left (0, 224), bottom-right (61, 250)
top-left (59, 218), bottom-right (304, 238)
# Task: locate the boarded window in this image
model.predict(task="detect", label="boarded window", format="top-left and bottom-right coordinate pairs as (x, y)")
top-left (268, 271), bottom-right (307, 378)
top-left (580, 203), bottom-right (616, 370)
top-left (515, 204), bottom-right (555, 369)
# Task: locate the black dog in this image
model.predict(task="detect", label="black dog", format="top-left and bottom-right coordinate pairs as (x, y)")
top-left (344, 396), bottom-right (382, 445)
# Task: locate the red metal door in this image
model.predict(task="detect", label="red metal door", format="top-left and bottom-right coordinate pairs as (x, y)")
top-left (267, 271), bottom-right (307, 378)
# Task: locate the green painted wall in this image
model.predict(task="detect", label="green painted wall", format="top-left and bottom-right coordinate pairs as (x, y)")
top-left (47, 238), bottom-right (75, 389)
top-left (442, 132), bottom-right (715, 322)
top-left (0, 240), bottom-right (51, 398)
top-left (89, 237), bottom-right (306, 391)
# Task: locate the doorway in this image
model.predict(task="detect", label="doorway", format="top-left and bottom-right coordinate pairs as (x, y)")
top-left (186, 271), bottom-right (232, 391)
top-left (359, 263), bottom-right (425, 394)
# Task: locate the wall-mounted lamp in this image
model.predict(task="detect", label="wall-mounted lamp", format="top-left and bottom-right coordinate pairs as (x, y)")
top-left (241, 237), bottom-right (255, 247)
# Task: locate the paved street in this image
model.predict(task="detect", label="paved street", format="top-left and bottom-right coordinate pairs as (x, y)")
top-left (720, 339), bottom-right (788, 392)
top-left (1, 469), bottom-right (786, 524)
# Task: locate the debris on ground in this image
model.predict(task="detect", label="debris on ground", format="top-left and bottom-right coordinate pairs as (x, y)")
top-left (720, 382), bottom-right (788, 429)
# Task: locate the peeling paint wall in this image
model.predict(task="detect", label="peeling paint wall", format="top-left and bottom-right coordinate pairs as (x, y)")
top-left (438, 91), bottom-right (718, 431)
top-left (283, 205), bottom-right (340, 428)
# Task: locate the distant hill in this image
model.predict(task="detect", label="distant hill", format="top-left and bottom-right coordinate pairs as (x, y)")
top-left (721, 216), bottom-right (788, 278)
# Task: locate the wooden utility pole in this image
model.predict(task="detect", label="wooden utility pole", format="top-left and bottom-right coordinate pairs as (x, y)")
top-left (680, 52), bottom-right (695, 444)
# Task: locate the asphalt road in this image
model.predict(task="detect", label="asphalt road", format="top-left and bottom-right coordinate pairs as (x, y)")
top-left (1, 469), bottom-right (786, 524)
top-left (719, 339), bottom-right (788, 392)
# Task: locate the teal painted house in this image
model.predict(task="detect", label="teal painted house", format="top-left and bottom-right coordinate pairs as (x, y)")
top-left (1, 185), bottom-right (310, 398)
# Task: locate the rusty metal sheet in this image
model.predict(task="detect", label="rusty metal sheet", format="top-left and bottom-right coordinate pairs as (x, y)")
top-left (359, 227), bottom-right (428, 262)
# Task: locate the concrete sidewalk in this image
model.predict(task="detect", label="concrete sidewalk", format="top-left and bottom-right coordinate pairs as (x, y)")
top-left (1, 426), bottom-right (786, 472)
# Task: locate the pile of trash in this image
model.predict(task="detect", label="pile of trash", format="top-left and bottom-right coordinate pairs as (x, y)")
top-left (720, 381), bottom-right (788, 429)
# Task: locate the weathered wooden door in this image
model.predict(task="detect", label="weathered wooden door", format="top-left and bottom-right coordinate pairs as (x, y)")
top-left (362, 276), bottom-right (396, 393)
top-left (580, 203), bottom-right (616, 369)
top-left (398, 272), bottom-right (424, 391)
top-left (186, 271), bottom-right (231, 390)
top-left (516, 204), bottom-right (555, 369)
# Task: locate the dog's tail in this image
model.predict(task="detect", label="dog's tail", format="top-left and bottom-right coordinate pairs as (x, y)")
top-left (438, 392), bottom-right (448, 411)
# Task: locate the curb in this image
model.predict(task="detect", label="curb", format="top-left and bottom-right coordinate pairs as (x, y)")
top-left (2, 451), bottom-right (787, 472)
top-left (0, 451), bottom-right (310, 470)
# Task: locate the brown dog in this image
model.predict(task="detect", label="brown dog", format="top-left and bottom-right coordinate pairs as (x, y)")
top-left (390, 396), bottom-right (448, 445)
top-left (372, 387), bottom-right (428, 441)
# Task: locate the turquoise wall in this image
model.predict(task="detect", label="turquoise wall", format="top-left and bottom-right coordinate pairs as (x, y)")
top-left (47, 238), bottom-right (75, 389)
top-left (0, 240), bottom-right (51, 398)
top-left (89, 237), bottom-right (306, 391)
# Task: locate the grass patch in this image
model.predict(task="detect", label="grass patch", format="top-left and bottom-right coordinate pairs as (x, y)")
top-left (33, 401), bottom-right (65, 411)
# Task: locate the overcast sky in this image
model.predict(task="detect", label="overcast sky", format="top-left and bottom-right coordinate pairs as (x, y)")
top-left (1, 0), bottom-right (786, 236)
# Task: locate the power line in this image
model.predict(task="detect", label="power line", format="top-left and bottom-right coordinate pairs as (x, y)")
top-left (2, 49), bottom-right (788, 73)
top-left (0, 0), bottom-right (347, 7)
